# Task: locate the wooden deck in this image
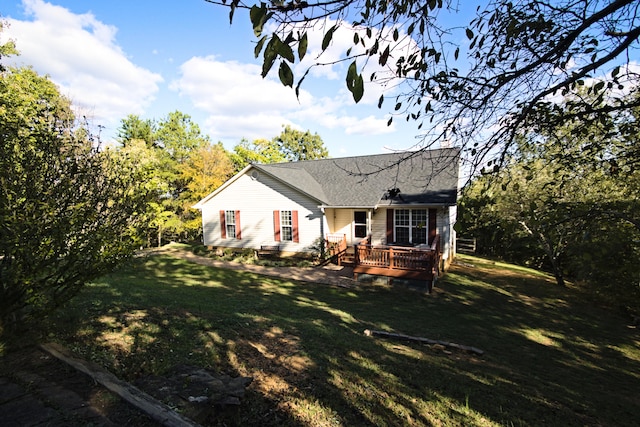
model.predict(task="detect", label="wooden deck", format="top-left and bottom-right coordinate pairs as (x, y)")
top-left (352, 236), bottom-right (441, 292)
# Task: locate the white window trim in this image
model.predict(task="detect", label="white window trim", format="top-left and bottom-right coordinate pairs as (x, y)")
top-left (394, 209), bottom-right (428, 244)
top-left (225, 210), bottom-right (236, 239)
top-left (280, 210), bottom-right (293, 242)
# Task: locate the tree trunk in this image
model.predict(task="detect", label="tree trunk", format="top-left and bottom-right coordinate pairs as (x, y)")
top-left (519, 220), bottom-right (566, 287)
top-left (553, 268), bottom-right (565, 288)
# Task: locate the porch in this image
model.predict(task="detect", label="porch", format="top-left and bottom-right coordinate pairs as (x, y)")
top-left (325, 234), bottom-right (442, 292)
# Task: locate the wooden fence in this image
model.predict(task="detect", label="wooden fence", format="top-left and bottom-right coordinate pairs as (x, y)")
top-left (456, 237), bottom-right (476, 254)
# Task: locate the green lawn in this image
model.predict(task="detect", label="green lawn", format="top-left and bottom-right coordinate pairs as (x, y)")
top-left (47, 253), bottom-right (640, 426)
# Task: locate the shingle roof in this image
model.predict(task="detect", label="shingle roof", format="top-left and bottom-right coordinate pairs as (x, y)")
top-left (254, 148), bottom-right (460, 207)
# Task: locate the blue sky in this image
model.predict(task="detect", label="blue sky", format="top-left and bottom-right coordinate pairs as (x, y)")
top-left (1, 0), bottom-right (446, 157)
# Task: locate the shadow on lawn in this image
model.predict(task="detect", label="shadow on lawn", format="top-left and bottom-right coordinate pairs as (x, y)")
top-left (48, 255), bottom-right (640, 426)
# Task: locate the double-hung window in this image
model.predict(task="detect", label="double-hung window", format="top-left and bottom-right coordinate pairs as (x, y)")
top-left (274, 210), bottom-right (299, 242)
top-left (354, 211), bottom-right (368, 238)
top-left (394, 209), bottom-right (427, 244)
top-left (220, 210), bottom-right (241, 240)
top-left (280, 210), bottom-right (293, 241)
top-left (225, 210), bottom-right (236, 239)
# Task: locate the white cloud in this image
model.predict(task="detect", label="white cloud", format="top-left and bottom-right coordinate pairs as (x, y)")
top-left (5, 0), bottom-right (162, 125)
top-left (280, 19), bottom-right (417, 106)
top-left (171, 54), bottom-right (396, 142)
top-left (2, 0), bottom-right (415, 151)
top-left (170, 55), bottom-right (304, 140)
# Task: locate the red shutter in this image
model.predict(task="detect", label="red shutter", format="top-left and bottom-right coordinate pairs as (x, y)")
top-left (273, 210), bottom-right (281, 241)
top-left (428, 208), bottom-right (437, 245)
top-left (386, 209), bottom-right (394, 244)
top-left (220, 210), bottom-right (226, 239)
top-left (292, 210), bottom-right (299, 243)
top-left (235, 210), bottom-right (241, 240)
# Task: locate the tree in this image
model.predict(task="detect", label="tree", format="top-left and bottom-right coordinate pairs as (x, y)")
top-left (273, 125), bottom-right (329, 161)
top-left (178, 142), bottom-right (235, 236)
top-left (230, 138), bottom-right (288, 170)
top-left (155, 111), bottom-right (210, 164)
top-left (116, 111), bottom-right (231, 245)
top-left (458, 88), bottom-right (640, 308)
top-left (0, 20), bottom-right (18, 72)
top-left (0, 66), bottom-right (150, 331)
top-left (180, 142), bottom-right (235, 201)
top-left (117, 114), bottom-right (156, 147)
top-left (208, 0), bottom-right (640, 170)
top-left (231, 126), bottom-right (329, 170)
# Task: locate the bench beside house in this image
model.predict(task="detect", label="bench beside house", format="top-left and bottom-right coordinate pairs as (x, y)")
top-left (255, 244), bottom-right (281, 259)
top-left (193, 148), bottom-right (460, 284)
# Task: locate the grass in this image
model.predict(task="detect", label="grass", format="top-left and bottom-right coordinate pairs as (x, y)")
top-left (45, 252), bottom-right (640, 426)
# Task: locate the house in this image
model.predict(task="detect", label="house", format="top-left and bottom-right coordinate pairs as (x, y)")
top-left (194, 148), bottom-right (460, 272)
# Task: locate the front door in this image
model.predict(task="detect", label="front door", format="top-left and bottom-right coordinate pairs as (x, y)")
top-left (353, 211), bottom-right (369, 243)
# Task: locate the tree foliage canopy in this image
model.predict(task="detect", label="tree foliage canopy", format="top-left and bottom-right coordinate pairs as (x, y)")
top-left (116, 112), bottom-right (236, 245)
top-left (231, 125), bottom-right (329, 169)
top-left (0, 66), bottom-right (150, 330)
top-left (274, 125), bottom-right (329, 161)
top-left (208, 0), bottom-right (640, 168)
top-left (458, 88), bottom-right (640, 309)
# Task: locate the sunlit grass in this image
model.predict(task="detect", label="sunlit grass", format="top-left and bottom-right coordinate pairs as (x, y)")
top-left (45, 253), bottom-right (640, 426)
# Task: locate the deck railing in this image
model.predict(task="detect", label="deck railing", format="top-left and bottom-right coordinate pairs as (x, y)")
top-left (353, 235), bottom-right (441, 291)
top-left (325, 233), bottom-right (347, 265)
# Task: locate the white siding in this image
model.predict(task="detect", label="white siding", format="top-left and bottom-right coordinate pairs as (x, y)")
top-left (371, 209), bottom-right (387, 245)
top-left (332, 209), bottom-right (353, 242)
top-left (200, 171), bottom-right (323, 253)
top-left (326, 208), bottom-right (379, 245)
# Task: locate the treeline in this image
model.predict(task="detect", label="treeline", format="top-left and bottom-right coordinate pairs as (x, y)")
top-left (457, 88), bottom-right (640, 313)
top-left (115, 114), bottom-right (329, 247)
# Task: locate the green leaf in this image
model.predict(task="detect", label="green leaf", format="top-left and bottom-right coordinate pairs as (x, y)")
top-left (254, 35), bottom-right (267, 58)
top-left (275, 37), bottom-right (295, 62)
top-left (261, 37), bottom-right (278, 77)
top-left (278, 61), bottom-right (294, 87)
top-left (295, 69), bottom-right (309, 98)
top-left (322, 25), bottom-right (337, 51)
top-left (353, 74), bottom-right (364, 103)
top-left (393, 28), bottom-right (399, 41)
top-left (298, 32), bottom-right (308, 61)
top-left (229, 0), bottom-right (239, 24)
top-left (379, 45), bottom-right (390, 66)
top-left (377, 94), bottom-right (384, 109)
top-left (466, 28), bottom-right (474, 40)
top-left (345, 61), bottom-right (364, 103)
top-left (611, 66), bottom-right (620, 78)
top-left (594, 81), bottom-right (605, 92)
top-left (346, 61), bottom-right (357, 89)
top-left (249, 4), bottom-right (271, 37)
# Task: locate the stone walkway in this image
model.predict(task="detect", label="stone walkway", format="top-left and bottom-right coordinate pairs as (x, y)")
top-left (0, 346), bottom-right (158, 427)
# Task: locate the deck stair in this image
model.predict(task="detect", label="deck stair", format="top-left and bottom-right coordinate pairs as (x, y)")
top-left (340, 247), bottom-right (356, 266)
